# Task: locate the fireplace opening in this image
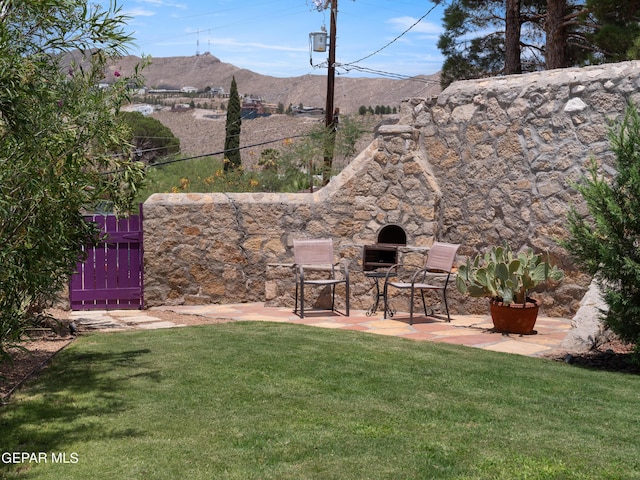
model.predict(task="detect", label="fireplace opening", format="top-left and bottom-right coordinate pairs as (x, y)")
top-left (377, 224), bottom-right (407, 245)
top-left (362, 225), bottom-right (407, 271)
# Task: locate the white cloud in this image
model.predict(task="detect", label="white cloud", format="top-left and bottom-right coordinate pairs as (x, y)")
top-left (387, 16), bottom-right (442, 36)
top-left (207, 37), bottom-right (307, 53)
top-left (124, 7), bottom-right (155, 17)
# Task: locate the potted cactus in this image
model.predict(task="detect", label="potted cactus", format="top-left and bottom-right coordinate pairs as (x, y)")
top-left (455, 242), bottom-right (564, 334)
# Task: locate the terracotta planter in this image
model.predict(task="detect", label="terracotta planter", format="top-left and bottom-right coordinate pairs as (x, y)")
top-left (489, 298), bottom-right (539, 335)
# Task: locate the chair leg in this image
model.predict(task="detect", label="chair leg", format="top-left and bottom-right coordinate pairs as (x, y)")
top-left (383, 283), bottom-right (390, 319)
top-left (331, 284), bottom-right (336, 313)
top-left (409, 286), bottom-right (415, 325)
top-left (345, 280), bottom-right (350, 316)
top-left (420, 289), bottom-right (428, 316)
top-left (299, 281), bottom-right (305, 318)
top-left (443, 287), bottom-right (451, 322)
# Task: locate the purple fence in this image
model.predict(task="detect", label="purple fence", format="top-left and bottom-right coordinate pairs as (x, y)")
top-left (69, 205), bottom-right (144, 310)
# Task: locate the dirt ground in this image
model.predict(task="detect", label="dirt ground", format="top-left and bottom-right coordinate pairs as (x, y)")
top-left (149, 109), bottom-right (377, 171)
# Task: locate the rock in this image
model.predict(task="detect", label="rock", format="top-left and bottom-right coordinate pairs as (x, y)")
top-left (561, 280), bottom-right (609, 352)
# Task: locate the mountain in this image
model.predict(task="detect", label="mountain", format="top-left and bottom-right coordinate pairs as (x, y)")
top-left (108, 53), bottom-right (441, 114)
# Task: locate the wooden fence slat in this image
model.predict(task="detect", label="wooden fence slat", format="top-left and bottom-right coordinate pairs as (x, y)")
top-left (105, 215), bottom-right (118, 309)
top-left (117, 215), bottom-right (132, 307)
top-left (69, 205), bottom-right (144, 310)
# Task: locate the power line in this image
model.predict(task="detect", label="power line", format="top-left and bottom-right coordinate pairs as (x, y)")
top-left (146, 133), bottom-right (309, 169)
top-left (341, 4), bottom-right (440, 68)
top-left (337, 64), bottom-right (440, 84)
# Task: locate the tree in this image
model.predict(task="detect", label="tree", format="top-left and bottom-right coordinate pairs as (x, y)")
top-left (585, 0), bottom-right (640, 64)
top-left (224, 76), bottom-right (241, 170)
top-left (335, 115), bottom-right (367, 160)
top-left (0, 0), bottom-right (145, 357)
top-left (505, 0), bottom-right (523, 74)
top-left (436, 0), bottom-right (640, 87)
top-left (565, 102), bottom-right (640, 351)
top-left (120, 112), bottom-right (180, 165)
top-left (436, 0), bottom-right (541, 86)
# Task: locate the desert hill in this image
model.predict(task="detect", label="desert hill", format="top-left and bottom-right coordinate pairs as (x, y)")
top-left (108, 53), bottom-right (441, 114)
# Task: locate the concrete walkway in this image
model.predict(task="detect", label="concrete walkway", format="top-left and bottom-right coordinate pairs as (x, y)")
top-left (70, 303), bottom-right (572, 358)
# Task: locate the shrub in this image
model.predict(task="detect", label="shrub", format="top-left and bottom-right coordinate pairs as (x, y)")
top-left (119, 111), bottom-right (180, 164)
top-left (0, 1), bottom-right (145, 358)
top-left (565, 102), bottom-right (640, 350)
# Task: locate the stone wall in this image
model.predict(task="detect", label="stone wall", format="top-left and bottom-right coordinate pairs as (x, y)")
top-left (144, 132), bottom-right (443, 312)
top-left (408, 61), bottom-right (640, 315)
top-left (144, 61), bottom-right (640, 317)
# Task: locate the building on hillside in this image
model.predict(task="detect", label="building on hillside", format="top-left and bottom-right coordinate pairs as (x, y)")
top-left (148, 88), bottom-right (182, 94)
top-left (241, 96), bottom-right (271, 119)
top-left (292, 106), bottom-right (324, 117)
top-left (132, 104), bottom-right (154, 116)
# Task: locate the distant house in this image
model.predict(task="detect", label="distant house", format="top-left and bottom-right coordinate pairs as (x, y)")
top-left (241, 96), bottom-right (271, 119)
top-left (148, 88), bottom-right (182, 94)
top-left (292, 106), bottom-right (324, 117)
top-left (180, 86), bottom-right (198, 94)
top-left (133, 104), bottom-right (154, 116)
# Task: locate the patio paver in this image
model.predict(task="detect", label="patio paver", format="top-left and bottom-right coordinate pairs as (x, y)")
top-left (151, 303), bottom-right (571, 358)
top-left (73, 303), bottom-right (572, 358)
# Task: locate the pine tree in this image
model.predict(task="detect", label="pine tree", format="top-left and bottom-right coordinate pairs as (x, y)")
top-left (224, 76), bottom-right (241, 171)
top-left (436, 0), bottom-right (640, 87)
top-left (565, 102), bottom-right (640, 350)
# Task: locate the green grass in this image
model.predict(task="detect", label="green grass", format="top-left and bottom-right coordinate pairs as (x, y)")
top-left (1, 322), bottom-right (639, 479)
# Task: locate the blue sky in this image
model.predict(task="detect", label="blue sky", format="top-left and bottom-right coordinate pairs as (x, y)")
top-left (110, 0), bottom-right (446, 78)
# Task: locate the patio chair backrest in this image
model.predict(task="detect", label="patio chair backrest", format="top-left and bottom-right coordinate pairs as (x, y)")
top-left (424, 242), bottom-right (460, 273)
top-left (293, 238), bottom-right (335, 266)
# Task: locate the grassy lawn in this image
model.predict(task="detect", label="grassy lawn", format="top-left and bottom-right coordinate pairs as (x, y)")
top-left (1, 322), bottom-right (639, 479)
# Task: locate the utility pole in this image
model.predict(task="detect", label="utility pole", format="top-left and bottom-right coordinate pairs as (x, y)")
top-left (322, 0), bottom-right (337, 186)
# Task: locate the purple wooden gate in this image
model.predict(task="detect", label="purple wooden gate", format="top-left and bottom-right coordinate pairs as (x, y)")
top-left (69, 205), bottom-right (144, 310)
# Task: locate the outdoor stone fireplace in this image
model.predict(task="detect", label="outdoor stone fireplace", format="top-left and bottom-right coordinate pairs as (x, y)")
top-left (362, 224), bottom-right (407, 272)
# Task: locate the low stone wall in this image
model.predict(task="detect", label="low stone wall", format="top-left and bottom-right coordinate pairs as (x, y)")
top-left (144, 61), bottom-right (640, 317)
top-left (144, 133), bottom-right (443, 312)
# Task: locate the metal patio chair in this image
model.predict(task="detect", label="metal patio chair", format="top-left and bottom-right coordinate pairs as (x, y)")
top-left (383, 242), bottom-right (460, 324)
top-left (293, 238), bottom-right (350, 318)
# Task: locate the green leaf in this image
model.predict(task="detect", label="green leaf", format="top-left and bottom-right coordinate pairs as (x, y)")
top-left (495, 262), bottom-right (509, 282)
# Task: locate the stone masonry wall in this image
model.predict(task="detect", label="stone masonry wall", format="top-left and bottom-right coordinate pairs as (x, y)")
top-left (408, 61), bottom-right (640, 315)
top-left (144, 61), bottom-right (640, 317)
top-left (144, 133), bottom-right (443, 312)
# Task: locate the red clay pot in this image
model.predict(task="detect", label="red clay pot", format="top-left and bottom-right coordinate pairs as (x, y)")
top-left (489, 298), bottom-right (539, 335)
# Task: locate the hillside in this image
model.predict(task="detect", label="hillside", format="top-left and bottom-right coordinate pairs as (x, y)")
top-left (148, 109), bottom-right (379, 171)
top-left (109, 53), bottom-right (441, 114)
